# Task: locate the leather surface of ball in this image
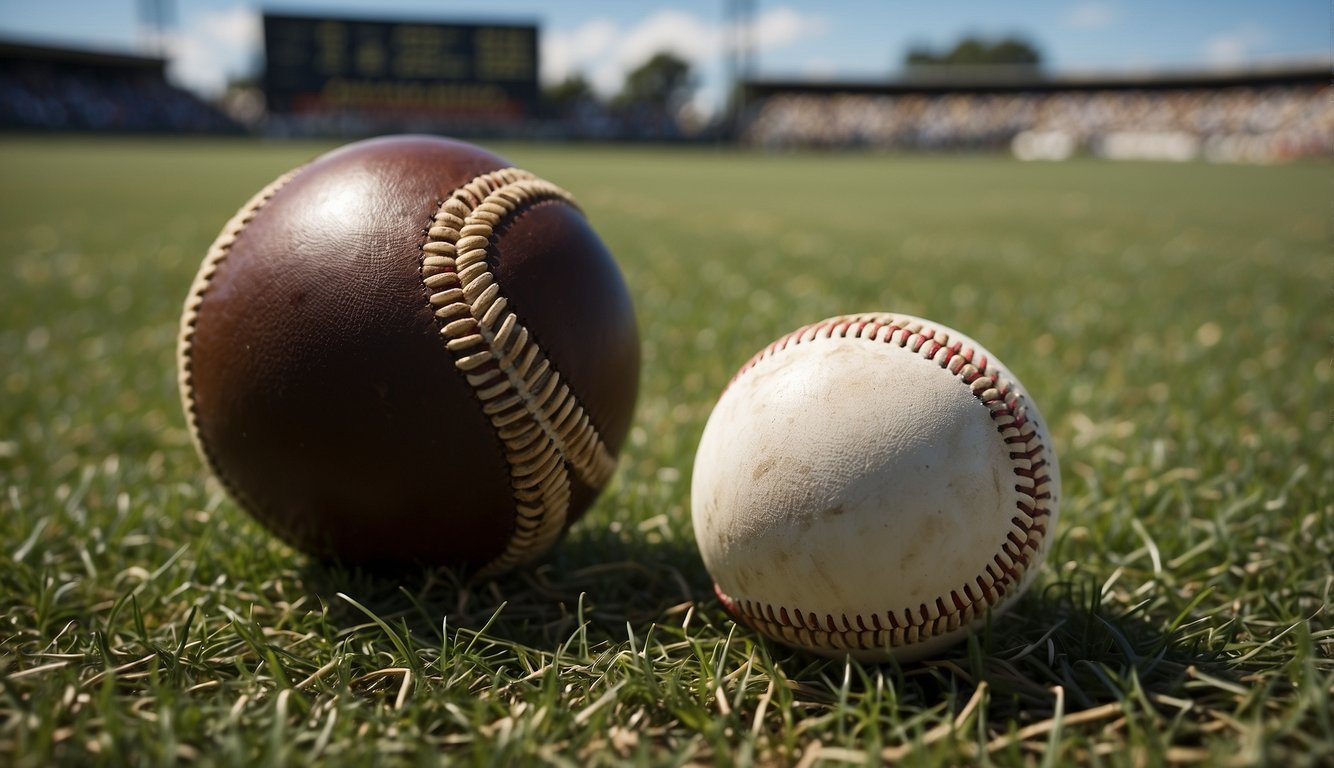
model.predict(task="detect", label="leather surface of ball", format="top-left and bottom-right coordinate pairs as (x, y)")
top-left (178, 135), bottom-right (639, 577)
top-left (691, 314), bottom-right (1058, 661)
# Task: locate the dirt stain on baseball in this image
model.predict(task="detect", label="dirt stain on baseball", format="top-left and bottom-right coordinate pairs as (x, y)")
top-left (915, 510), bottom-right (946, 551)
top-left (807, 555), bottom-right (841, 597)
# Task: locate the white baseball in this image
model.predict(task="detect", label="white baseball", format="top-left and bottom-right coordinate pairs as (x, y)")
top-left (691, 313), bottom-right (1059, 661)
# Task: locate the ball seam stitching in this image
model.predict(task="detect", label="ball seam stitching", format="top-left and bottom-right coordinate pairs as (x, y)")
top-left (177, 167), bottom-right (304, 518)
top-left (421, 168), bottom-right (618, 579)
top-left (715, 313), bottom-right (1055, 653)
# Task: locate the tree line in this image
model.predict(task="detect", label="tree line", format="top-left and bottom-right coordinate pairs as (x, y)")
top-left (545, 35), bottom-right (1044, 116)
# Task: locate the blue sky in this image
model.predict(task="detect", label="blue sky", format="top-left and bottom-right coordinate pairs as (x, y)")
top-left (0, 1), bottom-right (1327, 113)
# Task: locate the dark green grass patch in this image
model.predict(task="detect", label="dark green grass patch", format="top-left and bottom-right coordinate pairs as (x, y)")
top-left (1, 137), bottom-right (1330, 765)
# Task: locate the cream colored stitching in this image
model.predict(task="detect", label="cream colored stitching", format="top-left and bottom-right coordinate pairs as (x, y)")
top-left (178, 168), bottom-right (302, 502)
top-left (178, 164), bottom-right (618, 577)
top-left (717, 313), bottom-right (1055, 653)
top-left (423, 168), bottom-right (618, 578)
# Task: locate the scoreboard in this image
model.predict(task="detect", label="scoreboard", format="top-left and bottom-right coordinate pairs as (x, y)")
top-left (262, 13), bottom-right (539, 121)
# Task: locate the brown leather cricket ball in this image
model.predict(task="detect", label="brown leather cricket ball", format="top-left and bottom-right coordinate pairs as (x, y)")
top-left (177, 135), bottom-right (639, 576)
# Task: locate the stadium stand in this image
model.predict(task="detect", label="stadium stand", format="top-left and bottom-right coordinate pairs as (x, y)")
top-left (0, 39), bottom-right (241, 133)
top-left (742, 66), bottom-right (1332, 162)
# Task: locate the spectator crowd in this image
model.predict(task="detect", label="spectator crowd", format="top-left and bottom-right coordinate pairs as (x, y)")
top-left (1, 44), bottom-right (240, 134)
top-left (744, 82), bottom-right (1332, 162)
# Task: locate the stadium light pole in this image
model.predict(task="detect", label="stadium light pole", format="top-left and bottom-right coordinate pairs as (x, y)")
top-left (138, 0), bottom-right (176, 58)
top-left (724, 0), bottom-right (756, 140)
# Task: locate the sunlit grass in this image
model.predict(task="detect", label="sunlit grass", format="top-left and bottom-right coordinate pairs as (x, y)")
top-left (1, 137), bottom-right (1330, 765)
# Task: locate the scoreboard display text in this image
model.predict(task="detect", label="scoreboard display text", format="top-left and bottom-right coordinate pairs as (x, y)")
top-left (263, 14), bottom-right (539, 120)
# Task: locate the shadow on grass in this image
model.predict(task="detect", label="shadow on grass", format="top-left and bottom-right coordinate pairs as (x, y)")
top-left (294, 521), bottom-right (715, 654)
top-left (976, 577), bottom-right (1229, 706)
top-left (759, 575), bottom-right (1236, 717)
top-left (293, 529), bottom-right (1235, 720)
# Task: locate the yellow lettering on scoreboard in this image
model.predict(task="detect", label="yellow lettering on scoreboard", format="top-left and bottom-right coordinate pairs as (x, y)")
top-left (392, 25), bottom-right (468, 79)
top-left (265, 15), bottom-right (537, 118)
top-left (474, 27), bottom-right (532, 82)
top-left (354, 37), bottom-right (387, 76)
top-left (314, 21), bottom-right (346, 75)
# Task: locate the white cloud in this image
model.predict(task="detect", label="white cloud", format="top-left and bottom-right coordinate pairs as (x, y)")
top-left (160, 4), bottom-right (826, 110)
top-left (541, 5), bottom-right (828, 101)
top-left (1202, 23), bottom-right (1271, 66)
top-left (609, 9), bottom-right (716, 92)
top-left (753, 7), bottom-right (826, 50)
top-left (1063, 2), bottom-right (1118, 29)
top-left (543, 18), bottom-right (619, 87)
top-left (167, 7), bottom-right (262, 96)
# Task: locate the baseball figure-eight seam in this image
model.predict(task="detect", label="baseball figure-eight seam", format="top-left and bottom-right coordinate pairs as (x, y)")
top-left (714, 314), bottom-right (1055, 654)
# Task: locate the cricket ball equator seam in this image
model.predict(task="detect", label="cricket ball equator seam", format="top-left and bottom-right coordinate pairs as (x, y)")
top-left (177, 167), bottom-right (303, 513)
top-left (421, 168), bottom-right (619, 578)
top-left (715, 313), bottom-right (1055, 654)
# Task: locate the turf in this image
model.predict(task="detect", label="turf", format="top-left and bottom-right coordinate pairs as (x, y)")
top-left (0, 136), bottom-right (1330, 766)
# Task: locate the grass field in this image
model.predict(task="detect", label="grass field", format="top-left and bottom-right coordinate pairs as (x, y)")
top-left (1, 136), bottom-right (1330, 766)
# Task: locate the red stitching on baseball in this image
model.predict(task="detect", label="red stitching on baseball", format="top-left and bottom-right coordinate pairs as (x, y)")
top-left (715, 313), bottom-right (1055, 653)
